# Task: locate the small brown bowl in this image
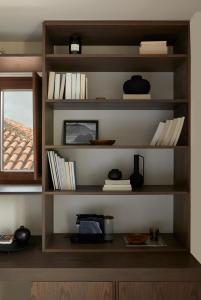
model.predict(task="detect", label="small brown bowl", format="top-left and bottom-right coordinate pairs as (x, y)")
top-left (126, 234), bottom-right (148, 245)
top-left (90, 140), bottom-right (116, 146)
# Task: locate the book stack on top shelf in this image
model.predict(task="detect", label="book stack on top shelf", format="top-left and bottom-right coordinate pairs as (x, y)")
top-left (48, 72), bottom-right (88, 100)
top-left (139, 41), bottom-right (168, 55)
top-left (103, 180), bottom-right (132, 191)
top-left (47, 151), bottom-right (76, 190)
top-left (150, 117), bottom-right (185, 146)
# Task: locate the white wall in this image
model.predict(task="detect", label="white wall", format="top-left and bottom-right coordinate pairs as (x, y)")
top-left (191, 12), bottom-right (201, 263)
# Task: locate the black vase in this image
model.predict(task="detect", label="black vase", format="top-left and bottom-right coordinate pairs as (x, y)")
top-left (123, 75), bottom-right (150, 94)
top-left (108, 169), bottom-right (122, 180)
top-left (14, 226), bottom-right (31, 245)
top-left (130, 155), bottom-right (144, 189)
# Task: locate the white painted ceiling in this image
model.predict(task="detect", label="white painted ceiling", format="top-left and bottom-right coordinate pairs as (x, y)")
top-left (0, 0), bottom-right (201, 41)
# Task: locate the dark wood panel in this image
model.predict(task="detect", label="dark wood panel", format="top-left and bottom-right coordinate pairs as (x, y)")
top-left (153, 282), bottom-right (201, 300)
top-left (46, 99), bottom-right (188, 110)
top-left (42, 194), bottom-right (54, 251)
top-left (31, 282), bottom-right (113, 300)
top-left (119, 282), bottom-right (153, 300)
top-left (44, 20), bottom-right (189, 47)
top-left (45, 145), bottom-right (188, 150)
top-left (44, 185), bottom-right (189, 195)
top-left (0, 55), bottom-right (42, 72)
top-left (174, 194), bottom-right (190, 250)
top-left (119, 282), bottom-right (201, 300)
top-left (46, 54), bottom-right (187, 72)
top-left (33, 72), bottom-right (42, 181)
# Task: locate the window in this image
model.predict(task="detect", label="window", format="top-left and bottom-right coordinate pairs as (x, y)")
top-left (0, 75), bottom-right (42, 184)
top-left (1, 90), bottom-right (34, 172)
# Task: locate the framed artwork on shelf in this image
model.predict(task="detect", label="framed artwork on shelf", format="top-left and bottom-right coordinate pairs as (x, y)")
top-left (63, 120), bottom-right (99, 145)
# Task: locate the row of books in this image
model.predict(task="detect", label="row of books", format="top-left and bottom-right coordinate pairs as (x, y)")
top-left (139, 41), bottom-right (168, 55)
top-left (103, 180), bottom-right (132, 191)
top-left (47, 151), bottom-right (76, 190)
top-left (150, 117), bottom-right (185, 146)
top-left (123, 93), bottom-right (151, 100)
top-left (48, 72), bottom-right (88, 100)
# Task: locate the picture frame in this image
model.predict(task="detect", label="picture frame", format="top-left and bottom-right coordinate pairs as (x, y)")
top-left (63, 120), bottom-right (99, 145)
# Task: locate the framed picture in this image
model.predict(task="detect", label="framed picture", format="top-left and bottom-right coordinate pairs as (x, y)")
top-left (63, 120), bottom-right (98, 145)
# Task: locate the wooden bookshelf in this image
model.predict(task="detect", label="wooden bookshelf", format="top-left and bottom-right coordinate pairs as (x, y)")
top-left (42, 21), bottom-right (190, 253)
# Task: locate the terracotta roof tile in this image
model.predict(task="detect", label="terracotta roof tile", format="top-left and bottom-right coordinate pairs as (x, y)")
top-left (3, 118), bottom-right (34, 171)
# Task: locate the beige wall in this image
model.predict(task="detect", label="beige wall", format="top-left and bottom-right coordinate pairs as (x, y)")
top-left (191, 12), bottom-right (201, 262)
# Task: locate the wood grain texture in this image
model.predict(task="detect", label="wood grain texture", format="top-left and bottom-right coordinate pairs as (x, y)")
top-left (119, 282), bottom-right (201, 300)
top-left (31, 282), bottom-right (113, 300)
top-left (119, 282), bottom-right (154, 300)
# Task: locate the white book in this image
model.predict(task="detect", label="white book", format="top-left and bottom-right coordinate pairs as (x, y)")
top-left (156, 120), bottom-right (169, 146)
top-left (123, 94), bottom-right (151, 100)
top-left (103, 185), bottom-right (132, 191)
top-left (71, 162), bottom-right (76, 190)
top-left (150, 122), bottom-right (165, 146)
top-left (69, 162), bottom-right (75, 190)
top-left (65, 162), bottom-right (72, 190)
top-left (169, 118), bottom-right (181, 146)
top-left (85, 77), bottom-right (88, 99)
top-left (140, 41), bottom-right (167, 47)
top-left (50, 151), bottom-right (59, 190)
top-left (75, 73), bottom-right (81, 99)
top-left (139, 48), bottom-right (168, 55)
top-left (54, 73), bottom-right (61, 100)
top-left (71, 73), bottom-right (77, 99)
top-left (105, 180), bottom-right (131, 185)
top-left (48, 72), bottom-right (55, 99)
top-left (59, 74), bottom-right (66, 99)
top-left (47, 151), bottom-right (56, 190)
top-left (65, 73), bottom-right (72, 99)
top-left (80, 74), bottom-right (86, 99)
top-left (160, 120), bottom-right (172, 146)
top-left (60, 158), bottom-right (68, 190)
top-left (58, 156), bottom-right (65, 190)
top-left (173, 117), bottom-right (185, 146)
top-left (54, 152), bottom-right (62, 190)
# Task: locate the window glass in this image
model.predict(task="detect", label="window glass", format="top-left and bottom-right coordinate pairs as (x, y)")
top-left (1, 90), bottom-right (34, 172)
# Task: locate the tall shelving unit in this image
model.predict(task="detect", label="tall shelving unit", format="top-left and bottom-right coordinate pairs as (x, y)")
top-left (42, 21), bottom-right (190, 253)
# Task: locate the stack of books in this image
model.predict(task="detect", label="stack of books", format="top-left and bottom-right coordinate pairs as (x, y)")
top-left (48, 72), bottom-right (88, 100)
top-left (150, 117), bottom-right (185, 146)
top-left (123, 94), bottom-right (151, 100)
top-left (103, 180), bottom-right (132, 191)
top-left (139, 41), bottom-right (168, 55)
top-left (47, 151), bottom-right (76, 190)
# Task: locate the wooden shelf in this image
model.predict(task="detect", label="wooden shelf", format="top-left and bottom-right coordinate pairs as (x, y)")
top-left (0, 55), bottom-right (42, 72)
top-left (45, 20), bottom-right (189, 46)
top-left (45, 145), bottom-right (188, 150)
top-left (44, 185), bottom-right (189, 196)
top-left (46, 99), bottom-right (188, 110)
top-left (45, 233), bottom-right (186, 253)
top-left (46, 54), bottom-right (187, 72)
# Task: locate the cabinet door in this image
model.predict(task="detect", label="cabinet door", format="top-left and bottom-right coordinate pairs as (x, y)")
top-left (119, 282), bottom-right (201, 300)
top-left (153, 283), bottom-right (201, 300)
top-left (119, 282), bottom-right (154, 300)
top-left (31, 282), bottom-right (113, 300)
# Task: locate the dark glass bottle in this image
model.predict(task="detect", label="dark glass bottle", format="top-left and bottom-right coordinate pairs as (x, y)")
top-left (69, 35), bottom-right (81, 54)
top-left (130, 154), bottom-right (144, 189)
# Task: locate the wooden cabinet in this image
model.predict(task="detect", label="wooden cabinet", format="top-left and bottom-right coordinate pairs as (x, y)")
top-left (31, 282), bottom-right (113, 300)
top-left (119, 282), bottom-right (201, 300)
